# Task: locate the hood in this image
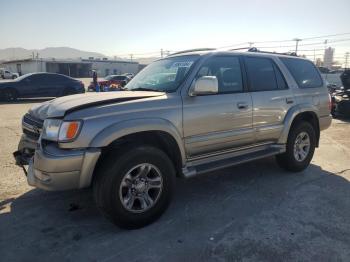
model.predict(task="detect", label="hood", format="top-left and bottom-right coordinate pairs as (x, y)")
top-left (29, 91), bottom-right (165, 119)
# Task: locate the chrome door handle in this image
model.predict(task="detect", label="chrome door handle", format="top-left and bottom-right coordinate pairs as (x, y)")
top-left (237, 102), bottom-right (248, 110)
top-left (286, 97), bottom-right (294, 104)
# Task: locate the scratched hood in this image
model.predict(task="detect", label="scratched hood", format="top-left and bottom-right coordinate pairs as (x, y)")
top-left (28, 91), bottom-right (164, 119)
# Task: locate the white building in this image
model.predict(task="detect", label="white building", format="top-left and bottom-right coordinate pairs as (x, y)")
top-left (1, 58), bottom-right (140, 77)
top-left (323, 47), bottom-right (334, 69)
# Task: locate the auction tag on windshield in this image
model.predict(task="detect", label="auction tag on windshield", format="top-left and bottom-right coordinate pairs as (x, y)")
top-left (171, 61), bottom-right (193, 68)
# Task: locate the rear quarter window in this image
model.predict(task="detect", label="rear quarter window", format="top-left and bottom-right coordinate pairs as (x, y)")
top-left (280, 57), bottom-right (323, 88)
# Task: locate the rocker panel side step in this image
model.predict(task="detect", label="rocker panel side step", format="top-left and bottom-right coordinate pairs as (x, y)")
top-left (182, 145), bottom-right (284, 178)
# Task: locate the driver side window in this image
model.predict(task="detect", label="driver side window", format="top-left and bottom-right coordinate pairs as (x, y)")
top-left (196, 56), bottom-right (243, 93)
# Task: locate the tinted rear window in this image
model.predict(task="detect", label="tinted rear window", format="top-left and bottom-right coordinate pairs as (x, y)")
top-left (280, 58), bottom-right (323, 88)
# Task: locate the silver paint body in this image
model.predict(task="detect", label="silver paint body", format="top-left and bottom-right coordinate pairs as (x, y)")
top-left (19, 51), bottom-right (332, 191)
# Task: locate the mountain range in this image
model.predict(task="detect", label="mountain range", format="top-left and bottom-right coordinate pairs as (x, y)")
top-left (0, 47), bottom-right (159, 64)
top-left (0, 47), bottom-right (107, 61)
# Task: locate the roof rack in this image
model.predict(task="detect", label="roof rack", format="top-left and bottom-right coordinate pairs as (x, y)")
top-left (228, 47), bottom-right (252, 51)
top-left (247, 47), bottom-right (297, 56)
top-left (168, 48), bottom-right (216, 56)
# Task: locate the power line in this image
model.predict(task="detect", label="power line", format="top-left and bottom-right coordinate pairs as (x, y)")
top-left (112, 33), bottom-right (350, 59)
top-left (302, 32), bottom-right (350, 40)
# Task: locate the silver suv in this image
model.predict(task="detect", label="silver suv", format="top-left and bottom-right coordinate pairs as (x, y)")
top-left (14, 48), bottom-right (332, 228)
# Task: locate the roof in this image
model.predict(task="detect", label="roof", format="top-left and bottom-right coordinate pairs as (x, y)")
top-left (167, 47), bottom-right (306, 60)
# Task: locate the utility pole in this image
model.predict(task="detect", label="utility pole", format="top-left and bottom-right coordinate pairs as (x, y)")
top-left (293, 38), bottom-right (302, 54)
top-left (345, 52), bottom-right (349, 69)
top-left (248, 42), bottom-right (254, 48)
top-left (313, 49), bottom-right (316, 63)
top-left (161, 49), bottom-right (164, 58)
top-left (129, 54), bottom-right (133, 61)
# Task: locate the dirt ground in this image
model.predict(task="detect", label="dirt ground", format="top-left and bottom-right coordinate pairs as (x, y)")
top-left (0, 100), bottom-right (350, 262)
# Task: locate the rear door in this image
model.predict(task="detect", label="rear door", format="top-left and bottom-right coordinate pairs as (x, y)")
top-left (279, 57), bottom-right (329, 117)
top-left (182, 55), bottom-right (254, 157)
top-left (243, 56), bottom-right (294, 144)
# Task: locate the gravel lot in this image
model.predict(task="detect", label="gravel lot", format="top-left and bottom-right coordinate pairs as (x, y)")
top-left (0, 100), bottom-right (350, 262)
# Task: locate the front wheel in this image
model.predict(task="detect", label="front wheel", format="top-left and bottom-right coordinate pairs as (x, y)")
top-left (276, 121), bottom-right (316, 172)
top-left (2, 88), bottom-right (18, 102)
top-left (93, 145), bottom-right (175, 229)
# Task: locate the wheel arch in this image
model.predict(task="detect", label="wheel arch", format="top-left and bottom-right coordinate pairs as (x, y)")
top-left (279, 105), bottom-right (320, 147)
top-left (90, 118), bottom-right (186, 176)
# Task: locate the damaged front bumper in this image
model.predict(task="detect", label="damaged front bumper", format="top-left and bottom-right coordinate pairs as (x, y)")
top-left (14, 134), bottom-right (101, 191)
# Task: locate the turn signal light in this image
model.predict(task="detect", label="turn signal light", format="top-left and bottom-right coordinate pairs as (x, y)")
top-left (58, 121), bottom-right (82, 141)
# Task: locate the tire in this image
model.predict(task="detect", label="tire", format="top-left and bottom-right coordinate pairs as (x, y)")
top-left (276, 121), bottom-right (316, 172)
top-left (93, 145), bottom-right (175, 229)
top-left (2, 88), bottom-right (18, 102)
top-left (12, 75), bottom-right (17, 79)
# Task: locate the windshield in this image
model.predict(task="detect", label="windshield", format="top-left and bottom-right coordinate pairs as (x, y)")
top-left (15, 74), bottom-right (31, 81)
top-left (104, 75), bottom-right (114, 80)
top-left (125, 55), bottom-right (199, 92)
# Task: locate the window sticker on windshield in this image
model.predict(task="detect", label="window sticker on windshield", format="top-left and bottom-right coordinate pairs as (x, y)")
top-left (171, 61), bottom-right (193, 68)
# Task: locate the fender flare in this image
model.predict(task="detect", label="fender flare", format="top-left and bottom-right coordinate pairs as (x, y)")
top-left (278, 104), bottom-right (319, 144)
top-left (90, 118), bottom-right (186, 165)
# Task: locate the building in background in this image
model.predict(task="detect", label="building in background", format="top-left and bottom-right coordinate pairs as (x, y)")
top-left (323, 47), bottom-right (334, 69)
top-left (0, 58), bottom-right (139, 77)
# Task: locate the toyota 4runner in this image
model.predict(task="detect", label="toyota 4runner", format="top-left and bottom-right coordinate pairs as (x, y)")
top-left (14, 48), bottom-right (332, 229)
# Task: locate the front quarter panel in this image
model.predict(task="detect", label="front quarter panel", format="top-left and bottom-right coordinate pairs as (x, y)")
top-left (59, 94), bottom-right (186, 163)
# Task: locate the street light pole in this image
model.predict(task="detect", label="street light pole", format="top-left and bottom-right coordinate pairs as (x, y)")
top-left (293, 38), bottom-right (302, 54)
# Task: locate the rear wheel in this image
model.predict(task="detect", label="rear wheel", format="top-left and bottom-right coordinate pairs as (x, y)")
top-left (93, 145), bottom-right (175, 229)
top-left (62, 88), bottom-right (76, 96)
top-left (276, 121), bottom-right (316, 172)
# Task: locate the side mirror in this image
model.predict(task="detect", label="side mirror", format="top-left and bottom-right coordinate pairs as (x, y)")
top-left (189, 76), bottom-right (218, 96)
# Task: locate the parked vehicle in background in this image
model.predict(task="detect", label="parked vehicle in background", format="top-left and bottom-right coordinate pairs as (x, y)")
top-left (88, 75), bottom-right (130, 91)
top-left (330, 69), bottom-right (350, 117)
top-left (0, 72), bottom-right (85, 101)
top-left (0, 68), bottom-right (19, 79)
top-left (14, 49), bottom-right (331, 229)
top-left (123, 73), bottom-right (135, 79)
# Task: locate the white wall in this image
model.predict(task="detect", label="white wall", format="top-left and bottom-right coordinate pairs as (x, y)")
top-left (91, 61), bottom-right (139, 77)
top-left (3, 60), bottom-right (46, 75)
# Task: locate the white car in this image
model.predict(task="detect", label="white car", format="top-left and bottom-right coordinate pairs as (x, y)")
top-left (0, 69), bottom-right (19, 79)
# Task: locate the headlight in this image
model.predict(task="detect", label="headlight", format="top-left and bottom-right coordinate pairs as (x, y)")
top-left (42, 119), bottom-right (82, 142)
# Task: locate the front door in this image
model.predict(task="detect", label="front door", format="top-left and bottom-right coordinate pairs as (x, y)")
top-left (182, 55), bottom-right (254, 157)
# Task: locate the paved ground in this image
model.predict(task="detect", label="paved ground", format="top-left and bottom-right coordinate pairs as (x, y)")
top-left (0, 101), bottom-right (350, 262)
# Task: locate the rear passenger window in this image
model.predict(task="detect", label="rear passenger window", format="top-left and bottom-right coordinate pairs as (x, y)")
top-left (196, 56), bottom-right (243, 93)
top-left (280, 57), bottom-right (323, 88)
top-left (245, 57), bottom-right (280, 91)
top-left (273, 63), bottom-right (288, 89)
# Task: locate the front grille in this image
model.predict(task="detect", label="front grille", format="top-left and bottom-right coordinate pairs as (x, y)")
top-left (23, 128), bottom-right (40, 140)
top-left (22, 113), bottom-right (44, 141)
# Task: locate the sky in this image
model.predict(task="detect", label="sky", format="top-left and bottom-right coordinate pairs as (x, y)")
top-left (1, 0), bottom-right (350, 61)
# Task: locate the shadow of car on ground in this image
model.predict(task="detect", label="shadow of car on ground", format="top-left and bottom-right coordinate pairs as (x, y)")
top-left (1, 157), bottom-right (350, 261)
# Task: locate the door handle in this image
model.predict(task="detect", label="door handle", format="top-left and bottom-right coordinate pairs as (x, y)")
top-left (237, 102), bottom-right (249, 110)
top-left (286, 97), bottom-right (294, 104)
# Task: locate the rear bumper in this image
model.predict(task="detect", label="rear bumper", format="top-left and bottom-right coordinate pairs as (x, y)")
top-left (319, 115), bottom-right (332, 131)
top-left (27, 144), bottom-right (100, 191)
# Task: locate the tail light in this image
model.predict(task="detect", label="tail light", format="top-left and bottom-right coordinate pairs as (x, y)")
top-left (328, 94), bottom-right (332, 111)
